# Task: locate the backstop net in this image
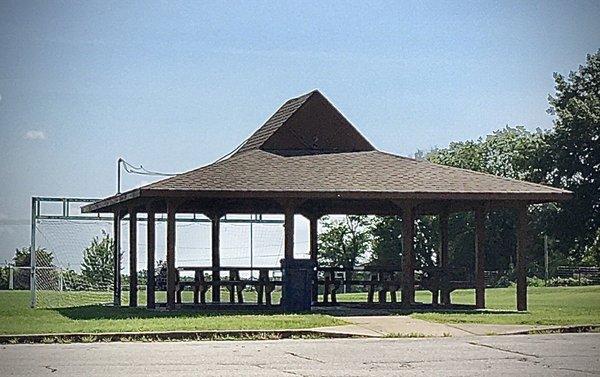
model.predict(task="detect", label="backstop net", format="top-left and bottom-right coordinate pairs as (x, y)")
top-left (28, 197), bottom-right (288, 309)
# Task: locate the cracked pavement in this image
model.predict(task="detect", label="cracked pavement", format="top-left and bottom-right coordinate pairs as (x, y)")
top-left (0, 333), bottom-right (599, 376)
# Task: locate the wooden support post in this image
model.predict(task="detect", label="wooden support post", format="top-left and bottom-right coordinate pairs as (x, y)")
top-left (401, 205), bottom-right (415, 307)
top-left (129, 208), bottom-right (138, 307)
top-left (146, 210), bottom-right (156, 309)
top-left (309, 215), bottom-right (319, 303)
top-left (257, 269), bottom-right (265, 305)
top-left (309, 216), bottom-right (318, 264)
top-left (516, 205), bottom-right (528, 311)
top-left (166, 201), bottom-right (177, 310)
top-left (113, 211), bottom-right (122, 307)
top-left (193, 270), bottom-right (200, 304)
top-left (284, 205), bottom-right (295, 260)
top-left (439, 210), bottom-right (451, 306)
top-left (211, 214), bottom-right (221, 303)
top-left (474, 206), bottom-right (486, 309)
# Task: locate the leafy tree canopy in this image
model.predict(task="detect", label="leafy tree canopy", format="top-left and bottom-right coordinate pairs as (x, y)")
top-left (13, 247), bottom-right (54, 267)
top-left (540, 50), bottom-right (600, 263)
top-left (318, 216), bottom-right (371, 269)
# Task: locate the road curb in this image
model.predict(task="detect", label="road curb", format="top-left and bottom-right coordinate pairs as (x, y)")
top-left (501, 324), bottom-right (599, 335)
top-left (2, 324), bottom-right (597, 344)
top-left (0, 328), bottom-right (368, 344)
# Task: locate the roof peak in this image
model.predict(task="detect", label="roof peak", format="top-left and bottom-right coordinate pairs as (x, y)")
top-left (234, 90), bottom-right (374, 157)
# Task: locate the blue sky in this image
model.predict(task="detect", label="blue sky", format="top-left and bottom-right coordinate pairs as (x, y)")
top-left (1, 1), bottom-right (599, 264)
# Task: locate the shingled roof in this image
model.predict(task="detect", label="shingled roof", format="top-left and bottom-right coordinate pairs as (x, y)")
top-left (83, 90), bottom-right (571, 213)
top-left (235, 90), bottom-right (374, 156)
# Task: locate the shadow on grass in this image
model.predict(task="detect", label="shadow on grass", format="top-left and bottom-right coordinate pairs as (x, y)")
top-left (51, 302), bottom-right (524, 321)
top-left (51, 304), bottom-right (293, 321)
top-left (312, 303), bottom-right (524, 317)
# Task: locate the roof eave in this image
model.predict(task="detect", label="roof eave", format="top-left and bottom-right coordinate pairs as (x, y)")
top-left (82, 188), bottom-right (572, 213)
top-left (133, 188), bottom-right (575, 203)
top-left (81, 189), bottom-right (142, 213)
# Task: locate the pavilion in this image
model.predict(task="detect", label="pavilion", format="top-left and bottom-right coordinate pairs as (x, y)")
top-left (82, 90), bottom-right (571, 312)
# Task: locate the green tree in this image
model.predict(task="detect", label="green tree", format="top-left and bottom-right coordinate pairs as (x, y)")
top-left (318, 216), bottom-right (371, 269)
top-left (318, 216), bottom-right (371, 292)
top-left (13, 246), bottom-right (54, 267)
top-left (369, 216), bottom-right (402, 269)
top-left (81, 231), bottom-right (115, 290)
top-left (427, 126), bottom-right (546, 180)
top-left (12, 247), bottom-right (55, 289)
top-left (538, 50), bottom-right (600, 265)
top-left (369, 215), bottom-right (439, 270)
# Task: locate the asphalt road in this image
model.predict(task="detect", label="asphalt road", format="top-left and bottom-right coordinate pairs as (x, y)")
top-left (1, 334), bottom-right (599, 376)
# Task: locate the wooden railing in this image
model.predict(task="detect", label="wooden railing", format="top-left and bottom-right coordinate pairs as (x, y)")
top-left (174, 266), bottom-right (283, 306)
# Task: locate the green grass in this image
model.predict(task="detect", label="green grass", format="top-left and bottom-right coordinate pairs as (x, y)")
top-left (0, 290), bottom-right (342, 335)
top-left (1, 286), bottom-right (598, 335)
top-left (336, 286), bottom-right (600, 326)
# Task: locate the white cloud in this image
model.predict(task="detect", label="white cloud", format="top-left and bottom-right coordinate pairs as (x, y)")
top-left (24, 130), bottom-right (46, 140)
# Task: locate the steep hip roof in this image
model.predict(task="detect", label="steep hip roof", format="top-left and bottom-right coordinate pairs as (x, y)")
top-left (235, 90), bottom-right (374, 156)
top-left (83, 90), bottom-right (571, 213)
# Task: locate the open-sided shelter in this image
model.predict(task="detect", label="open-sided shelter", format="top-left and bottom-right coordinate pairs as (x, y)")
top-left (83, 90), bottom-right (571, 311)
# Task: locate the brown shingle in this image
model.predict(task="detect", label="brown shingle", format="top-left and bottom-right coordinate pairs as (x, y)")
top-left (235, 91), bottom-right (314, 154)
top-left (145, 149), bottom-right (569, 197)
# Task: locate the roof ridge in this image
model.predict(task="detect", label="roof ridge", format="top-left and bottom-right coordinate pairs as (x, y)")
top-left (233, 91), bottom-right (316, 155)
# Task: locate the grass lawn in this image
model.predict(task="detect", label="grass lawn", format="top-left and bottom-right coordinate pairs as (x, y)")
top-left (0, 290), bottom-right (342, 335)
top-left (337, 285), bottom-right (600, 326)
top-left (1, 286), bottom-right (598, 335)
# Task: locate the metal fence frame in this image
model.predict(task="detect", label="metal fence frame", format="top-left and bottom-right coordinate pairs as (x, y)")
top-left (30, 196), bottom-right (283, 308)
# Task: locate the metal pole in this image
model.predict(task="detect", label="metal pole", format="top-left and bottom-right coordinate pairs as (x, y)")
top-left (117, 158), bottom-right (123, 194)
top-left (250, 215), bottom-right (254, 280)
top-left (59, 269), bottom-right (64, 292)
top-left (30, 197), bottom-right (37, 308)
top-left (9, 266), bottom-right (13, 290)
top-left (544, 235), bottom-right (549, 283)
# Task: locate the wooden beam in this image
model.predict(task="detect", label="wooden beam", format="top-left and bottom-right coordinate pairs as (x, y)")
top-left (439, 210), bottom-right (451, 305)
top-left (113, 211), bottom-right (123, 307)
top-left (516, 205), bottom-right (528, 311)
top-left (166, 201), bottom-right (177, 310)
top-left (401, 204), bottom-right (415, 307)
top-left (146, 210), bottom-right (156, 309)
top-left (474, 206), bottom-right (486, 309)
top-left (211, 214), bottom-right (221, 303)
top-left (284, 204), bottom-right (295, 260)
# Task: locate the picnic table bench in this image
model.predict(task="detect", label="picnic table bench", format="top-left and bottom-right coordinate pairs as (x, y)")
top-left (175, 267), bottom-right (282, 306)
top-left (420, 267), bottom-right (475, 305)
top-left (317, 266), bottom-right (476, 306)
top-left (318, 267), bottom-right (403, 304)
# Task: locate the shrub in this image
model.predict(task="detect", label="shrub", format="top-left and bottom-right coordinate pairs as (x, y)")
top-left (546, 277), bottom-right (594, 287)
top-left (527, 276), bottom-right (546, 287)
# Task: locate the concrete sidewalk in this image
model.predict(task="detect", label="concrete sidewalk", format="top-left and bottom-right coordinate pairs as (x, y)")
top-left (315, 315), bottom-right (556, 337)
